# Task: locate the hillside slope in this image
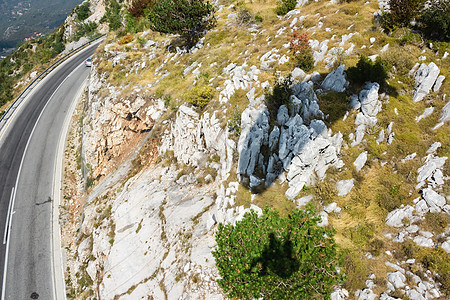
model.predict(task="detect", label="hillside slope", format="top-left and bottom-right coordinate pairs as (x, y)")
top-left (57, 0), bottom-right (449, 299)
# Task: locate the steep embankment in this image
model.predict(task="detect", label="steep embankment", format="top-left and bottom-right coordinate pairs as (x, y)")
top-left (60, 0), bottom-right (449, 299)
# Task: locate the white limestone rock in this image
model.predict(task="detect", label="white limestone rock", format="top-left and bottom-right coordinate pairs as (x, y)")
top-left (387, 271), bottom-right (406, 289)
top-left (269, 126), bottom-right (280, 150)
top-left (417, 156), bottom-right (447, 183)
top-left (358, 288), bottom-right (377, 300)
top-left (421, 188), bottom-right (446, 212)
top-left (385, 205), bottom-right (414, 227)
top-left (413, 62), bottom-right (441, 102)
top-left (433, 75), bottom-right (445, 92)
top-left (414, 235), bottom-right (434, 247)
top-left (359, 82), bottom-right (381, 117)
top-left (277, 105), bottom-right (289, 126)
top-left (331, 287), bottom-right (349, 300)
top-left (442, 240), bottom-right (450, 254)
top-left (336, 179), bottom-right (354, 196)
top-left (353, 151), bottom-right (368, 172)
top-left (291, 67), bottom-right (306, 81)
top-left (440, 100), bottom-right (450, 123)
top-left (318, 211), bottom-right (329, 227)
top-left (294, 195), bottom-right (312, 208)
top-left (238, 104), bottom-right (270, 177)
top-left (321, 65), bottom-right (348, 92)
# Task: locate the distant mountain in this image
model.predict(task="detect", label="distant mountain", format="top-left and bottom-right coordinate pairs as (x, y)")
top-left (0, 0), bottom-right (84, 57)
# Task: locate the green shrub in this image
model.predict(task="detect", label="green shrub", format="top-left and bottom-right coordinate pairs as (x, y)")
top-left (184, 85), bottom-right (215, 109)
top-left (276, 0), bottom-right (297, 16)
top-left (213, 205), bottom-right (344, 299)
top-left (264, 76), bottom-right (293, 121)
top-left (228, 106), bottom-right (242, 136)
top-left (347, 56), bottom-right (389, 86)
top-left (380, 46), bottom-right (415, 75)
top-left (104, 0), bottom-right (122, 31)
top-left (76, 1), bottom-right (91, 21)
top-left (295, 48), bottom-right (314, 71)
top-left (148, 0), bottom-right (215, 47)
top-left (418, 0), bottom-right (450, 41)
top-left (382, 0), bottom-right (426, 31)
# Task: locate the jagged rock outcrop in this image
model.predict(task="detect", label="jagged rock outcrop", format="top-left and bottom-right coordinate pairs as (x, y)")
top-left (321, 65), bottom-right (348, 92)
top-left (413, 62), bottom-right (441, 102)
top-left (83, 65), bottom-right (165, 178)
top-left (351, 82), bottom-right (382, 146)
top-left (160, 104), bottom-right (235, 179)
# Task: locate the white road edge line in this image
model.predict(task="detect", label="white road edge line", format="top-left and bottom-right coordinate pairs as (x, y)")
top-left (3, 188), bottom-right (14, 245)
top-left (52, 73), bottom-right (88, 300)
top-left (1, 63), bottom-right (83, 300)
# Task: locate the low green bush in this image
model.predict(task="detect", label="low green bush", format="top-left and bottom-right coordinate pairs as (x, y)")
top-left (184, 85), bottom-right (215, 109)
top-left (276, 0), bottom-right (297, 16)
top-left (264, 76), bottom-right (293, 121)
top-left (347, 56), bottom-right (389, 86)
top-left (418, 0), bottom-right (450, 41)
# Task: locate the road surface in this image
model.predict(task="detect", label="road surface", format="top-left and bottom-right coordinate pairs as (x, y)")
top-left (0, 42), bottom-right (99, 300)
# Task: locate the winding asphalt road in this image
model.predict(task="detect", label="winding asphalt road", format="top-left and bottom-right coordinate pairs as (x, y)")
top-left (0, 42), bottom-right (99, 300)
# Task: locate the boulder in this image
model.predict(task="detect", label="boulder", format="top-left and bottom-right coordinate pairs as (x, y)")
top-left (359, 82), bottom-right (381, 117)
top-left (336, 179), bottom-right (354, 196)
top-left (427, 142), bottom-right (441, 154)
top-left (414, 235), bottom-right (434, 247)
top-left (385, 205), bottom-right (414, 227)
top-left (277, 105), bottom-right (289, 126)
top-left (440, 101), bottom-right (450, 123)
top-left (269, 126), bottom-right (280, 150)
top-left (291, 67), bottom-right (306, 81)
top-left (421, 188), bottom-right (446, 212)
top-left (318, 211), bottom-right (329, 227)
top-left (433, 75), bottom-right (445, 92)
top-left (321, 65), bottom-right (348, 92)
top-left (387, 271), bottom-right (406, 289)
top-left (417, 156), bottom-right (447, 183)
top-left (442, 240), bottom-right (450, 254)
top-left (358, 288), bottom-right (377, 300)
top-left (353, 151), bottom-right (368, 172)
top-left (406, 289), bottom-right (426, 300)
top-left (413, 62), bottom-right (440, 102)
top-left (331, 288), bottom-right (349, 300)
top-left (297, 195), bottom-right (314, 207)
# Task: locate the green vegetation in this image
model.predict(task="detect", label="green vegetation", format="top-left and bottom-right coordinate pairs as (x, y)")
top-left (418, 0), bottom-right (450, 41)
top-left (276, 0), bottom-right (297, 16)
top-left (264, 76), bottom-right (293, 121)
top-left (0, 26), bottom-right (67, 107)
top-left (75, 1), bottom-right (91, 21)
top-left (184, 85), bottom-right (215, 109)
top-left (213, 205), bottom-right (344, 299)
top-left (347, 56), bottom-right (389, 86)
top-left (148, 0), bottom-right (216, 47)
top-left (382, 0), bottom-right (425, 31)
top-left (103, 0), bottom-right (123, 31)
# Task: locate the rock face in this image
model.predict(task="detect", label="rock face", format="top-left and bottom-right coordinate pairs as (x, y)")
top-left (83, 66), bottom-right (165, 178)
top-left (321, 65), bottom-right (348, 92)
top-left (77, 166), bottom-right (224, 299)
top-left (352, 82), bottom-right (381, 146)
top-left (413, 62), bottom-right (441, 102)
top-left (160, 104), bottom-right (235, 179)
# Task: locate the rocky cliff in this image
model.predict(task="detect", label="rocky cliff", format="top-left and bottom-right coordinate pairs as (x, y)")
top-left (60, 1), bottom-right (449, 299)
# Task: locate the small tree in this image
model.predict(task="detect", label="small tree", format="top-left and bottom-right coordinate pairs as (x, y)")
top-left (418, 0), bottom-right (450, 41)
top-left (289, 31), bottom-right (314, 71)
top-left (382, 0), bottom-right (426, 31)
top-left (148, 0), bottom-right (215, 47)
top-left (213, 205), bottom-right (344, 299)
top-left (276, 0), bottom-right (297, 16)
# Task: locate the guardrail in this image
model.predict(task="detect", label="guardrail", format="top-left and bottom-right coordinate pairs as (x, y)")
top-left (0, 34), bottom-right (106, 132)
